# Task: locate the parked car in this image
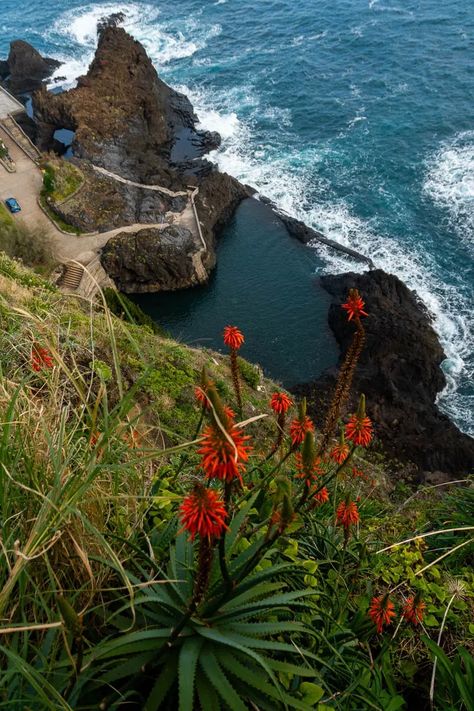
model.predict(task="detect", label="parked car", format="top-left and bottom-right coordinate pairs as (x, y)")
top-left (5, 198), bottom-right (21, 213)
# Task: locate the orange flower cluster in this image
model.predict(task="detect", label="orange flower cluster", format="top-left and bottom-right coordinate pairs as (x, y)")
top-left (223, 325), bottom-right (244, 351)
top-left (336, 499), bottom-right (360, 531)
top-left (345, 413), bottom-right (373, 447)
top-left (402, 596), bottom-right (426, 626)
top-left (270, 392), bottom-right (293, 415)
top-left (289, 415), bottom-right (314, 446)
top-left (198, 413), bottom-right (251, 485)
top-left (330, 441), bottom-right (350, 464)
top-left (295, 452), bottom-right (323, 488)
top-left (342, 290), bottom-right (368, 322)
top-left (368, 595), bottom-right (396, 633)
top-left (312, 486), bottom-right (329, 506)
top-left (31, 344), bottom-right (54, 372)
top-left (195, 378), bottom-right (215, 409)
top-left (180, 486), bottom-right (228, 540)
top-left (368, 593), bottom-right (426, 633)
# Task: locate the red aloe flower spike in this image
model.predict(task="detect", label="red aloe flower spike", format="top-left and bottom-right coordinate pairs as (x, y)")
top-left (270, 392), bottom-right (293, 415)
top-left (179, 484), bottom-right (228, 541)
top-left (312, 486), bottom-right (329, 507)
top-left (223, 325), bottom-right (244, 412)
top-left (31, 343), bottom-right (54, 372)
top-left (289, 399), bottom-right (314, 447)
top-left (223, 325), bottom-right (244, 351)
top-left (342, 288), bottom-right (368, 322)
top-left (368, 594), bottom-right (396, 633)
top-left (345, 394), bottom-right (373, 448)
top-left (330, 429), bottom-right (350, 464)
top-left (336, 499), bottom-right (360, 530)
top-left (402, 594), bottom-right (426, 626)
top-left (198, 402), bottom-right (252, 484)
top-left (295, 431), bottom-right (322, 488)
top-left (269, 392), bottom-right (293, 455)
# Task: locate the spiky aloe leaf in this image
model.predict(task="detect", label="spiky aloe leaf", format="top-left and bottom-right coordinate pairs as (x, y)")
top-left (169, 531), bottom-right (194, 604)
top-left (196, 626), bottom-right (279, 690)
top-left (196, 673), bottom-right (221, 710)
top-left (178, 636), bottom-right (204, 711)
top-left (225, 490), bottom-right (260, 555)
top-left (219, 648), bottom-right (314, 711)
top-left (226, 620), bottom-right (310, 637)
top-left (92, 628), bottom-right (174, 660)
top-left (100, 651), bottom-right (156, 684)
top-left (217, 581), bottom-right (285, 611)
top-left (199, 647), bottom-right (247, 711)
top-left (143, 650), bottom-right (178, 711)
top-left (213, 590), bottom-right (313, 623)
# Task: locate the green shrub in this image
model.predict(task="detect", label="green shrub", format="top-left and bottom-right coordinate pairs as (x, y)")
top-left (103, 288), bottom-right (167, 335)
top-left (238, 356), bottom-right (261, 388)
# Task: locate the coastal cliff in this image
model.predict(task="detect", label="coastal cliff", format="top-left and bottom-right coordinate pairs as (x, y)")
top-left (2, 26), bottom-right (471, 478)
top-left (295, 269), bottom-right (474, 479)
top-left (32, 26), bottom-right (249, 290)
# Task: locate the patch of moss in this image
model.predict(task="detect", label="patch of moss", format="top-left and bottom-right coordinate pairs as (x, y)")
top-left (39, 196), bottom-right (83, 235)
top-left (238, 357), bottom-right (261, 389)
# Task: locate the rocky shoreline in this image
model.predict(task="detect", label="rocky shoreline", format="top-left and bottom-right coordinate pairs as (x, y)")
top-left (1, 24), bottom-right (472, 479)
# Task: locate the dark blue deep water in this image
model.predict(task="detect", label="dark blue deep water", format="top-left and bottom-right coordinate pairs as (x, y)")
top-left (1, 0), bottom-right (472, 432)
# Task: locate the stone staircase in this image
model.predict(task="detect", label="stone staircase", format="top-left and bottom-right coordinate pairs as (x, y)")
top-left (0, 115), bottom-right (42, 163)
top-left (58, 262), bottom-right (84, 291)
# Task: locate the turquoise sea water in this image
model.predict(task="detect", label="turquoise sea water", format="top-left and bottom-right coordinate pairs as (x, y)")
top-left (1, 0), bottom-right (473, 432)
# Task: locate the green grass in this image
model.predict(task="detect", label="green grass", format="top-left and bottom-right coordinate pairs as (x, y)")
top-left (39, 195), bottom-right (83, 235)
top-left (43, 161), bottom-right (84, 203)
top-left (0, 203), bottom-right (14, 227)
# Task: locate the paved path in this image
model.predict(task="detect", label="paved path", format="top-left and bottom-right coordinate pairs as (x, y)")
top-left (0, 87), bottom-right (24, 119)
top-left (92, 165), bottom-right (188, 197)
top-left (0, 126), bottom-right (208, 293)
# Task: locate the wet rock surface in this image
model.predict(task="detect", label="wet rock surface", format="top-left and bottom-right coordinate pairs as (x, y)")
top-left (295, 269), bottom-right (474, 478)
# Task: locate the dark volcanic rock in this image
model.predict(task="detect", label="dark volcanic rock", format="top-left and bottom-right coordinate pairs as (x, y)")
top-left (295, 269), bottom-right (474, 478)
top-left (100, 226), bottom-right (209, 293)
top-left (33, 27), bottom-right (197, 184)
top-left (6, 40), bottom-right (61, 92)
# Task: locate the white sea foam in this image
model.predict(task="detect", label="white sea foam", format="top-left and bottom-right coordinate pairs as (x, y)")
top-left (47, 2), bottom-right (221, 88)
top-left (424, 131), bottom-right (474, 250)
top-left (185, 84), bottom-right (473, 432)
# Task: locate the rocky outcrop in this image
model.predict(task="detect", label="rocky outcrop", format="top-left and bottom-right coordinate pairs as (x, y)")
top-left (295, 269), bottom-right (474, 478)
top-left (31, 25), bottom-right (249, 290)
top-left (100, 226), bottom-right (209, 293)
top-left (33, 27), bottom-right (198, 186)
top-left (1, 40), bottom-right (61, 92)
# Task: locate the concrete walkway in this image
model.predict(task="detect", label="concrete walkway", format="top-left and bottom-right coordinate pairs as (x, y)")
top-left (0, 125), bottom-right (208, 295)
top-left (92, 165), bottom-right (188, 197)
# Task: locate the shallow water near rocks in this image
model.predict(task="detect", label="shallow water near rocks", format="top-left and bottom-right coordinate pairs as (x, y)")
top-left (133, 198), bottom-right (338, 386)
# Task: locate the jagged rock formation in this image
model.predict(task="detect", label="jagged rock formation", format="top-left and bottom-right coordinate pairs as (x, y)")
top-left (295, 269), bottom-right (474, 478)
top-left (32, 25), bottom-right (248, 290)
top-left (0, 40), bottom-right (61, 92)
top-left (33, 27), bottom-right (220, 188)
top-left (101, 226), bottom-right (208, 293)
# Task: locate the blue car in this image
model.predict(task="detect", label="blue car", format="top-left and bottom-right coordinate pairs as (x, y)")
top-left (5, 198), bottom-right (21, 214)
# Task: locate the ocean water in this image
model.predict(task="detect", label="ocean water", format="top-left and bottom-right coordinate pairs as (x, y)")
top-left (0, 0), bottom-right (473, 433)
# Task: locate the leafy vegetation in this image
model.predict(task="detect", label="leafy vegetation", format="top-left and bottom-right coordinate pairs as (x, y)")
top-left (0, 217), bottom-right (53, 268)
top-left (41, 158), bottom-right (84, 203)
top-left (0, 255), bottom-right (471, 710)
